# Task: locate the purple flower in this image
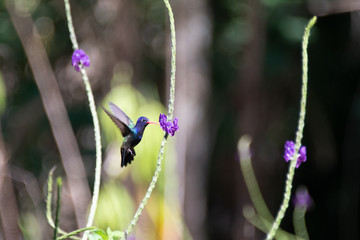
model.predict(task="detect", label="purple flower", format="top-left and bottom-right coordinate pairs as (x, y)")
top-left (159, 114), bottom-right (179, 136)
top-left (293, 187), bottom-right (312, 210)
top-left (283, 140), bottom-right (307, 168)
top-left (284, 141), bottom-right (295, 162)
top-left (297, 146), bottom-right (307, 168)
top-left (71, 49), bottom-right (90, 72)
top-left (159, 114), bottom-right (171, 130)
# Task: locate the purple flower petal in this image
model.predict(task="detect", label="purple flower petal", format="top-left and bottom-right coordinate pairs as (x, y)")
top-left (293, 187), bottom-right (312, 210)
top-left (71, 49), bottom-right (90, 72)
top-left (159, 114), bottom-right (179, 137)
top-left (284, 141), bottom-right (295, 162)
top-left (168, 118), bottom-right (179, 136)
top-left (159, 114), bottom-right (170, 131)
top-left (296, 146), bottom-right (307, 168)
top-left (283, 140), bottom-right (307, 168)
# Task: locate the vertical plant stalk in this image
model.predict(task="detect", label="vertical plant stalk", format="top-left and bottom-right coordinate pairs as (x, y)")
top-left (293, 207), bottom-right (310, 240)
top-left (265, 16), bottom-right (317, 240)
top-left (64, 0), bottom-right (103, 236)
top-left (54, 177), bottom-right (63, 240)
top-left (165, 0), bottom-right (176, 119)
top-left (124, 0), bottom-right (177, 238)
top-left (46, 167), bottom-right (80, 239)
top-left (46, 167), bottom-right (57, 229)
top-left (64, 0), bottom-right (79, 50)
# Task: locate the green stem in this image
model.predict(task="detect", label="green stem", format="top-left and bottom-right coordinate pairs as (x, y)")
top-left (63, 0), bottom-right (103, 238)
top-left (265, 16), bottom-right (317, 240)
top-left (124, 137), bottom-right (168, 236)
top-left (46, 167), bottom-right (56, 229)
top-left (57, 227), bottom-right (96, 240)
top-left (164, 0), bottom-right (176, 119)
top-left (123, 0), bottom-right (177, 238)
top-left (242, 206), bottom-right (298, 240)
top-left (54, 177), bottom-right (63, 240)
top-left (64, 0), bottom-right (79, 50)
top-left (79, 66), bottom-right (102, 231)
top-left (238, 135), bottom-right (274, 223)
top-left (238, 136), bottom-right (297, 240)
top-left (47, 167), bottom-right (78, 238)
top-left (293, 207), bottom-right (309, 240)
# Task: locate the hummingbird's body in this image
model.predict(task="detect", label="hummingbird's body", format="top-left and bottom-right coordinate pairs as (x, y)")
top-left (102, 102), bottom-right (157, 167)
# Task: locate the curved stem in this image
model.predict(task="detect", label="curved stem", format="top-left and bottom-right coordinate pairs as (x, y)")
top-left (293, 207), bottom-right (309, 240)
top-left (57, 227), bottom-right (96, 240)
top-left (80, 67), bottom-right (102, 233)
top-left (123, 0), bottom-right (177, 238)
top-left (64, 0), bottom-right (103, 238)
top-left (238, 135), bottom-right (274, 223)
top-left (265, 16), bottom-right (317, 240)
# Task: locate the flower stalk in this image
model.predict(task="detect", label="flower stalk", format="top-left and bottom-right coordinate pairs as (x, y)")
top-left (53, 177), bottom-right (63, 240)
top-left (265, 16), bottom-right (317, 240)
top-left (64, 0), bottom-right (103, 238)
top-left (123, 0), bottom-right (177, 238)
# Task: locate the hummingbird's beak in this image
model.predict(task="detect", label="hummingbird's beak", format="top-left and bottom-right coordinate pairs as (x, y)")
top-left (147, 121), bottom-right (159, 125)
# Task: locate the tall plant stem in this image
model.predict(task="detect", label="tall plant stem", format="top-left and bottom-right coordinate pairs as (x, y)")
top-left (64, 0), bottom-right (103, 238)
top-left (265, 16), bottom-right (317, 240)
top-left (123, 0), bottom-right (177, 238)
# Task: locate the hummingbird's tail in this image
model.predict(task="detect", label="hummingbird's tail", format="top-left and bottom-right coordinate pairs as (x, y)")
top-left (121, 147), bottom-right (136, 167)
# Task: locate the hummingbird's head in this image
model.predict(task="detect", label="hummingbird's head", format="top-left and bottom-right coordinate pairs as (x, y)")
top-left (136, 117), bottom-right (159, 129)
top-left (136, 116), bottom-right (149, 128)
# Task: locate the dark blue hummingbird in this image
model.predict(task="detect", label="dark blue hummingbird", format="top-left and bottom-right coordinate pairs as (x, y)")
top-left (102, 102), bottom-right (158, 167)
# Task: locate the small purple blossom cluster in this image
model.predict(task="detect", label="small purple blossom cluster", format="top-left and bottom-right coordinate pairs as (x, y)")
top-left (159, 114), bottom-right (179, 136)
top-left (293, 187), bottom-right (312, 210)
top-left (71, 49), bottom-right (90, 72)
top-left (283, 141), bottom-right (307, 168)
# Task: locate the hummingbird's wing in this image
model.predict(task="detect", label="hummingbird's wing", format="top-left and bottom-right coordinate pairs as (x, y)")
top-left (101, 102), bottom-right (134, 136)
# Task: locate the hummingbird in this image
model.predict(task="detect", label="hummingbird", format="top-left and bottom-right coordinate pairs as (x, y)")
top-left (101, 102), bottom-right (158, 167)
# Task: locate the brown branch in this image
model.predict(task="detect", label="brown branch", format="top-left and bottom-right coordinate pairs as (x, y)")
top-left (6, 1), bottom-right (91, 228)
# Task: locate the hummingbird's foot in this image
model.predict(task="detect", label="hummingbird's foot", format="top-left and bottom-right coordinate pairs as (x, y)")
top-left (129, 148), bottom-right (136, 156)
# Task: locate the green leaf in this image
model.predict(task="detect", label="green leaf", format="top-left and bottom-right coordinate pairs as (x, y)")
top-left (107, 227), bottom-right (125, 240)
top-left (88, 229), bottom-right (108, 240)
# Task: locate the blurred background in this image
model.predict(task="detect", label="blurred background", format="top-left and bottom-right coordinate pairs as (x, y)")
top-left (0, 0), bottom-right (360, 239)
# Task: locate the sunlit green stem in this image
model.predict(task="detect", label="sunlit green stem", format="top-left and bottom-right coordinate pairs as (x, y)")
top-left (123, 0), bottom-right (176, 238)
top-left (293, 207), bottom-right (309, 240)
top-left (64, 0), bottom-right (79, 50)
top-left (265, 16), bottom-right (317, 240)
top-left (53, 177), bottom-right (63, 240)
top-left (64, 1), bottom-right (103, 238)
top-left (79, 65), bottom-right (102, 231)
top-left (47, 167), bottom-right (79, 239)
top-left (124, 137), bottom-right (167, 236)
top-left (164, 0), bottom-right (176, 119)
top-left (57, 227), bottom-right (96, 240)
top-left (46, 167), bottom-right (56, 229)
